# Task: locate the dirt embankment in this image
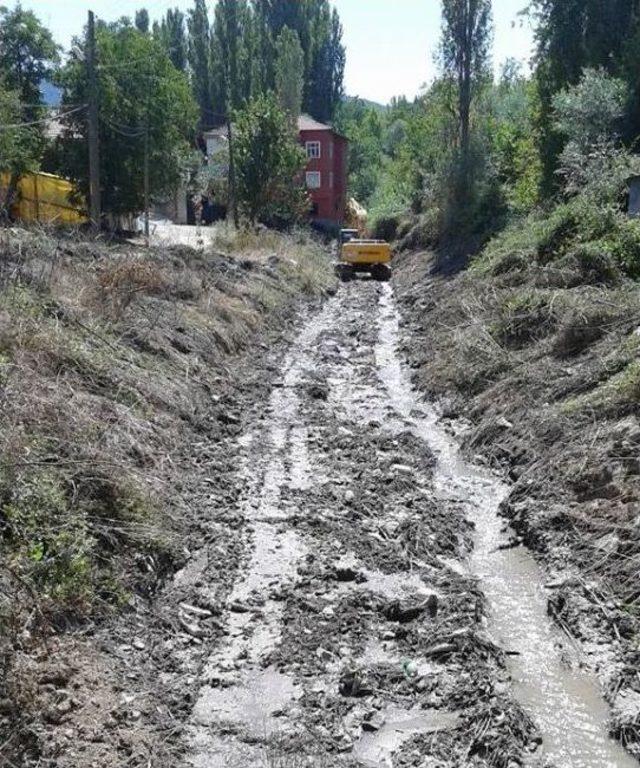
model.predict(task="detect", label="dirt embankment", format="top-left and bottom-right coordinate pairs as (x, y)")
top-left (393, 249), bottom-right (640, 754)
top-left (0, 225), bottom-right (334, 767)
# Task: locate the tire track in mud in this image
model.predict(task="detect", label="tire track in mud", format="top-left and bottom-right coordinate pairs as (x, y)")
top-left (187, 282), bottom-right (637, 768)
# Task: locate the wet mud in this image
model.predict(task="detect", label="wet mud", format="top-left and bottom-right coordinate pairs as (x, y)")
top-left (184, 281), bottom-right (637, 767)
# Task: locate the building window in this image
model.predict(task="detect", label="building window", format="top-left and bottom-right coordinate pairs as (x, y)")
top-left (329, 171), bottom-right (334, 189)
top-left (306, 171), bottom-right (321, 189)
top-left (329, 141), bottom-right (334, 160)
top-left (306, 141), bottom-right (321, 159)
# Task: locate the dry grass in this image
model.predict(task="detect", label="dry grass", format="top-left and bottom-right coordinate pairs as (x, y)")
top-left (0, 223), bottom-right (333, 630)
top-left (395, 248), bottom-right (640, 736)
top-left (0, 223), bottom-right (334, 765)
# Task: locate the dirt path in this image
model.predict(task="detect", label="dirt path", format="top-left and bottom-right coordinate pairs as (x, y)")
top-left (179, 281), bottom-right (636, 768)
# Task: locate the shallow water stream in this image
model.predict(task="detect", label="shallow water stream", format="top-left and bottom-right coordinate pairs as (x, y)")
top-left (376, 285), bottom-right (637, 768)
top-left (186, 282), bottom-right (636, 768)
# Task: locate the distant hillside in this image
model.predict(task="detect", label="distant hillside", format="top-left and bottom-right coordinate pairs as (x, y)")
top-left (344, 94), bottom-right (388, 112)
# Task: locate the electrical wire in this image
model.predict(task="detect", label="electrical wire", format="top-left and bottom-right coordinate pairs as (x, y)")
top-left (0, 104), bottom-right (86, 132)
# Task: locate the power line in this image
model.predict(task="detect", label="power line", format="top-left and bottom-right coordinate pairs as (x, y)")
top-left (0, 104), bottom-right (86, 131)
top-left (99, 115), bottom-right (146, 138)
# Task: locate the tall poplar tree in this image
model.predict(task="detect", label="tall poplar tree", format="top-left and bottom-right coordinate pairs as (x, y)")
top-left (156, 8), bottom-right (187, 72)
top-left (275, 27), bottom-right (304, 124)
top-left (440, 0), bottom-right (493, 161)
top-left (187, 0), bottom-right (211, 126)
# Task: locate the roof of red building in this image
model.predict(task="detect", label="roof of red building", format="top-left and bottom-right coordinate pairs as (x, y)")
top-left (203, 113), bottom-right (346, 141)
top-left (297, 114), bottom-right (333, 131)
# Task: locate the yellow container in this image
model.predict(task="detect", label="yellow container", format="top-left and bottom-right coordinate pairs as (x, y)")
top-left (0, 171), bottom-right (86, 225)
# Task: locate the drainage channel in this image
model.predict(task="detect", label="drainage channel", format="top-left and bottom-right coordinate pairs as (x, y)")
top-left (376, 284), bottom-right (637, 768)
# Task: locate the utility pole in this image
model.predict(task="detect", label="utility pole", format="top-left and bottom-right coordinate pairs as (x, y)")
top-left (144, 102), bottom-right (150, 246)
top-left (87, 10), bottom-right (101, 230)
top-left (226, 116), bottom-right (239, 228)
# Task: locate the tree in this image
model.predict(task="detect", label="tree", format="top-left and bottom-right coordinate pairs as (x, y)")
top-left (253, 0), bottom-right (345, 122)
top-left (304, 3), bottom-right (345, 121)
top-left (213, 0), bottom-right (250, 112)
top-left (134, 8), bottom-right (150, 34)
top-left (553, 68), bottom-right (630, 197)
top-left (531, 0), bottom-right (640, 194)
top-left (155, 8), bottom-right (187, 72)
top-left (440, 0), bottom-right (493, 160)
top-left (0, 81), bottom-right (39, 218)
top-left (0, 4), bottom-right (59, 111)
top-left (187, 0), bottom-right (211, 126)
top-left (232, 92), bottom-right (308, 224)
top-left (58, 22), bottom-right (198, 217)
top-left (0, 5), bottom-right (58, 216)
top-left (275, 27), bottom-right (304, 124)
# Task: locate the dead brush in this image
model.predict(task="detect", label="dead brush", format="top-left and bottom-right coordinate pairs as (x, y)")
top-left (96, 258), bottom-right (169, 320)
top-left (552, 308), bottom-right (610, 358)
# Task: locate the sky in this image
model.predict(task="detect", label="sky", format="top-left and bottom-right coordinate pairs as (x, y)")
top-left (23, 0), bottom-right (535, 105)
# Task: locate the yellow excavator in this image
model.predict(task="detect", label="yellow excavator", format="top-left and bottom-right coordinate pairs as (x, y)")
top-left (335, 229), bottom-right (392, 283)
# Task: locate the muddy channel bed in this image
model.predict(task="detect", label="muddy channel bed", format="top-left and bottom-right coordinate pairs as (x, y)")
top-left (147, 279), bottom-right (638, 768)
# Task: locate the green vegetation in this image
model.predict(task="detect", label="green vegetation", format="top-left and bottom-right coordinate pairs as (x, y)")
top-left (0, 4), bottom-right (59, 216)
top-left (274, 27), bottom-right (304, 124)
top-left (232, 92), bottom-right (308, 224)
top-left (341, 1), bottom-right (640, 268)
top-left (0, 0), bottom-right (346, 221)
top-left (57, 22), bottom-right (198, 217)
top-left (184, 0), bottom-right (345, 127)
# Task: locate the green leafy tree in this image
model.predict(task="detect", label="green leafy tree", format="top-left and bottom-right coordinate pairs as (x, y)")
top-left (0, 4), bottom-right (58, 215)
top-left (58, 22), bottom-right (198, 217)
top-left (254, 0), bottom-right (345, 122)
top-left (553, 68), bottom-right (630, 198)
top-left (304, 3), bottom-right (345, 121)
top-left (488, 66), bottom-right (541, 212)
top-left (531, 0), bottom-right (640, 194)
top-left (213, 0), bottom-right (253, 112)
top-left (232, 92), bottom-right (308, 224)
top-left (0, 81), bottom-right (39, 217)
top-left (274, 27), bottom-right (304, 124)
top-left (334, 99), bottom-right (385, 204)
top-left (0, 3), bottom-right (60, 113)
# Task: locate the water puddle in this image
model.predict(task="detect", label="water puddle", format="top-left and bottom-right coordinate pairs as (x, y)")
top-left (354, 706), bottom-right (461, 768)
top-left (376, 284), bottom-right (638, 768)
top-left (193, 668), bottom-right (300, 736)
top-left (189, 301), bottom-right (341, 765)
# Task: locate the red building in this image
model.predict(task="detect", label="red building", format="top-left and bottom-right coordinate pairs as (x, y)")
top-left (298, 114), bottom-right (348, 227)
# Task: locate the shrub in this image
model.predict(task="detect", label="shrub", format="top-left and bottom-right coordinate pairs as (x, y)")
top-left (371, 215), bottom-right (400, 242)
top-left (398, 210), bottom-right (440, 252)
top-left (533, 203), bottom-right (578, 262)
top-left (610, 218), bottom-right (640, 279)
top-left (1, 472), bottom-right (94, 615)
